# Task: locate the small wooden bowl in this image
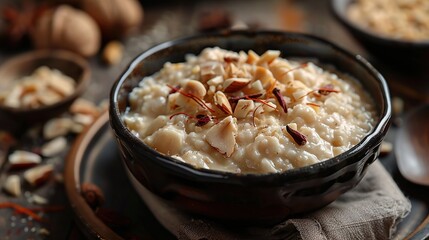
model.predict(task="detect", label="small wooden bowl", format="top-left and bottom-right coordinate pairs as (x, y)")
top-left (0, 50), bottom-right (90, 134)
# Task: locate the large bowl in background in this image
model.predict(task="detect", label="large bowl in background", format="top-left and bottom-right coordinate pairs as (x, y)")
top-left (0, 50), bottom-right (90, 134)
top-left (331, 0), bottom-right (429, 69)
top-left (109, 30), bottom-right (391, 223)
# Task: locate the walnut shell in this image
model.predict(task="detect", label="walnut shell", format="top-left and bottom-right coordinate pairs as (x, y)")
top-left (32, 5), bottom-right (101, 57)
top-left (81, 0), bottom-right (143, 39)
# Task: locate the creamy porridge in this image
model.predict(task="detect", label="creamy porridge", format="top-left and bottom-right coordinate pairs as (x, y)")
top-left (123, 47), bottom-right (376, 174)
top-left (347, 0), bottom-right (429, 41)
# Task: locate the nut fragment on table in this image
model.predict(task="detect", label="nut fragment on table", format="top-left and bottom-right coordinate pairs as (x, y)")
top-left (43, 117), bottom-right (74, 139)
top-left (3, 175), bottom-right (21, 197)
top-left (41, 137), bottom-right (67, 157)
top-left (23, 164), bottom-right (54, 186)
top-left (102, 41), bottom-right (124, 65)
top-left (0, 66), bottom-right (76, 109)
top-left (8, 150), bottom-right (42, 169)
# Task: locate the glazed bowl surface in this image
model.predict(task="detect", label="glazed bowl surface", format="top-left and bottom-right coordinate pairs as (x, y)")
top-left (109, 30), bottom-right (391, 223)
top-left (0, 50), bottom-right (90, 134)
top-left (331, 0), bottom-right (429, 69)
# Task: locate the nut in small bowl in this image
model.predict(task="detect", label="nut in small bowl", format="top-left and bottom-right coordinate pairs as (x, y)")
top-left (0, 50), bottom-right (90, 134)
top-left (331, 0), bottom-right (429, 69)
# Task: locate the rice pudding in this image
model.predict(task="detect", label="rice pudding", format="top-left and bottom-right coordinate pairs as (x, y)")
top-left (123, 47), bottom-right (376, 174)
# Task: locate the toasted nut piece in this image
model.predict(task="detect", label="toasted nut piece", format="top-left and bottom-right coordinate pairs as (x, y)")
top-left (285, 80), bottom-right (310, 100)
top-left (214, 91), bottom-right (232, 115)
top-left (246, 50), bottom-right (260, 64)
top-left (200, 61), bottom-right (225, 82)
top-left (8, 150), bottom-right (42, 169)
top-left (225, 63), bottom-right (246, 78)
top-left (23, 164), bottom-right (54, 186)
top-left (257, 50), bottom-right (280, 66)
top-left (270, 62), bottom-right (294, 83)
top-left (233, 99), bottom-right (254, 119)
top-left (254, 66), bottom-right (276, 88)
top-left (73, 114), bottom-right (94, 126)
top-left (205, 116), bottom-right (237, 157)
top-left (183, 80), bottom-right (207, 99)
top-left (3, 175), bottom-right (21, 197)
top-left (43, 117), bottom-right (74, 139)
top-left (262, 101), bottom-right (277, 112)
top-left (223, 78), bottom-right (251, 93)
top-left (70, 98), bottom-right (100, 117)
top-left (207, 76), bottom-right (223, 86)
top-left (243, 80), bottom-right (264, 95)
top-left (41, 137), bottom-right (67, 157)
top-left (102, 41), bottom-right (124, 66)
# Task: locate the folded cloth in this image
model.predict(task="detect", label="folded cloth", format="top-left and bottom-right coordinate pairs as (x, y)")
top-left (139, 160), bottom-right (411, 240)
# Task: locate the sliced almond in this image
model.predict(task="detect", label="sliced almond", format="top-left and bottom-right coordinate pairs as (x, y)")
top-left (262, 101), bottom-right (277, 112)
top-left (243, 80), bottom-right (264, 95)
top-left (285, 80), bottom-right (311, 100)
top-left (270, 62), bottom-right (294, 83)
top-left (182, 80), bottom-right (207, 99)
top-left (43, 117), bottom-right (74, 139)
top-left (207, 76), bottom-right (223, 86)
top-left (73, 114), bottom-right (94, 126)
top-left (223, 78), bottom-right (251, 93)
top-left (3, 175), bottom-right (21, 197)
top-left (41, 137), bottom-right (67, 157)
top-left (213, 91), bottom-right (232, 115)
top-left (8, 150), bottom-right (42, 169)
top-left (246, 50), bottom-right (260, 64)
top-left (23, 164), bottom-right (54, 186)
top-left (253, 66), bottom-right (276, 88)
top-left (257, 50), bottom-right (280, 66)
top-left (233, 99), bottom-right (255, 119)
top-left (200, 61), bottom-right (225, 82)
top-left (205, 116), bottom-right (237, 157)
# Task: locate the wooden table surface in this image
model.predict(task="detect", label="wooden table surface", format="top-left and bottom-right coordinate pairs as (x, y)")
top-left (0, 0), bottom-right (428, 239)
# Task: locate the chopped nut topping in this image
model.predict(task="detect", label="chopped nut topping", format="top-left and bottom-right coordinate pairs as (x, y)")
top-left (214, 91), bottom-right (233, 115)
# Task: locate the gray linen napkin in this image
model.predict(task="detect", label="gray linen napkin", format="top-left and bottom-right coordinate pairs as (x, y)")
top-left (137, 160), bottom-right (411, 240)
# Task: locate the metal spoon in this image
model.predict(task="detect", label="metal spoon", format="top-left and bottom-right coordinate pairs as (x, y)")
top-left (395, 104), bottom-right (429, 186)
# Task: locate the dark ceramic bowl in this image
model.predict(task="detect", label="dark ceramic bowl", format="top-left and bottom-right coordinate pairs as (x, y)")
top-left (109, 30), bottom-right (391, 223)
top-left (0, 50), bottom-right (90, 134)
top-left (331, 0), bottom-right (429, 69)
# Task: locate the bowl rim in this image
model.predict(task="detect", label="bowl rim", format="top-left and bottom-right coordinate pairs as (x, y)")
top-left (0, 49), bottom-right (90, 114)
top-left (110, 30), bottom-right (391, 182)
top-left (330, 0), bottom-right (429, 46)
